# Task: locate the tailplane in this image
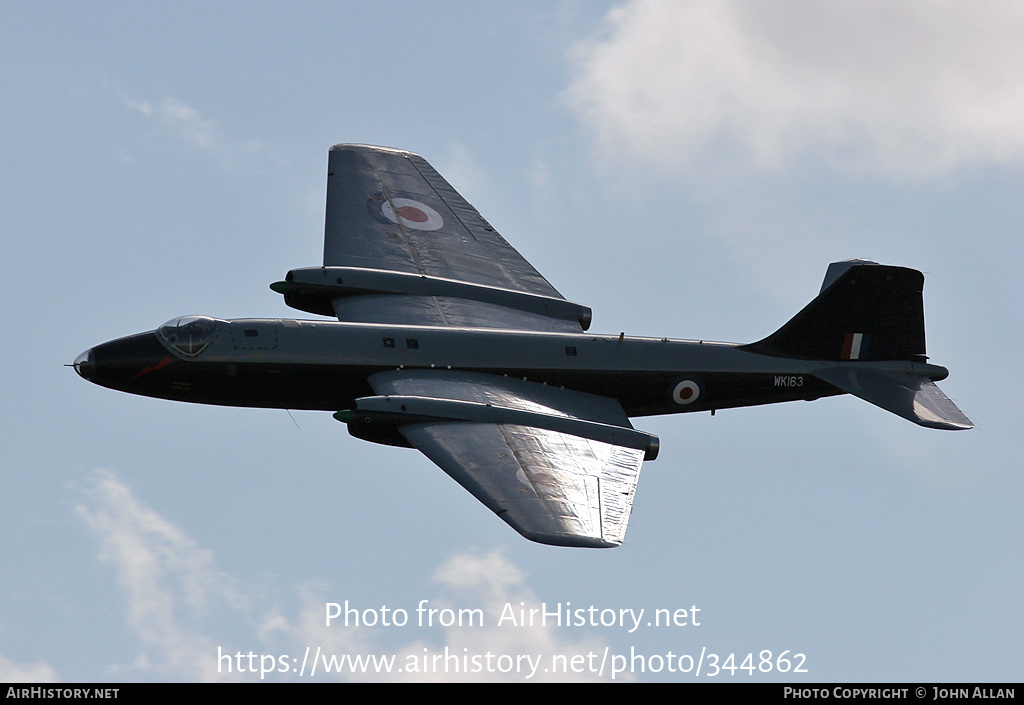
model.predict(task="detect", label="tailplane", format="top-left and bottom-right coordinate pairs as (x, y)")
top-left (812, 365), bottom-right (973, 430)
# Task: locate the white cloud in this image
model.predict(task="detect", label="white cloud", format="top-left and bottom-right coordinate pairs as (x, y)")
top-left (122, 95), bottom-right (221, 152)
top-left (568, 0), bottom-right (1024, 177)
top-left (110, 87), bottom-right (273, 172)
top-left (76, 471), bottom-right (612, 682)
top-left (389, 550), bottom-right (611, 682)
top-left (0, 654), bottom-right (59, 683)
top-left (277, 550), bottom-right (611, 682)
top-left (77, 470), bottom-right (245, 681)
top-left (435, 142), bottom-right (488, 201)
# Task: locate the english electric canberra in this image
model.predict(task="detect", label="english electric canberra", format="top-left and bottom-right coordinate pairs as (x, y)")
top-left (74, 144), bottom-right (972, 547)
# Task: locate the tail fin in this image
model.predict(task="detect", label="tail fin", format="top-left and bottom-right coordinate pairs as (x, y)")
top-left (742, 260), bottom-right (926, 362)
top-left (743, 260), bottom-right (973, 430)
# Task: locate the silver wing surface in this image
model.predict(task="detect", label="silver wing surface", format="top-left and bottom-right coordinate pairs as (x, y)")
top-left (307, 144), bottom-right (653, 547)
top-left (362, 371), bottom-right (654, 548)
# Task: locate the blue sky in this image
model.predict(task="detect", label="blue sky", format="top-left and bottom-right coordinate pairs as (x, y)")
top-left (2, 0), bottom-right (1020, 682)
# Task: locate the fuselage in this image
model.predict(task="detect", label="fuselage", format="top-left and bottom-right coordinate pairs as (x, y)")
top-left (75, 315), bottom-right (843, 417)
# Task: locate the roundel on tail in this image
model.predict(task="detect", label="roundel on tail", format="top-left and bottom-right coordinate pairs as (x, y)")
top-left (670, 377), bottom-right (704, 406)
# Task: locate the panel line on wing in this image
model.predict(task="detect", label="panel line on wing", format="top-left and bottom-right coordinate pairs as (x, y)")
top-left (376, 178), bottom-right (453, 325)
top-left (379, 182), bottom-right (426, 275)
top-left (408, 155), bottom-right (482, 243)
top-left (497, 423), bottom-right (535, 494)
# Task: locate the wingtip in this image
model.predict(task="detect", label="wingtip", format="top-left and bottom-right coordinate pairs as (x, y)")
top-left (523, 532), bottom-right (620, 549)
top-left (329, 143), bottom-right (422, 158)
top-left (919, 417), bottom-right (974, 431)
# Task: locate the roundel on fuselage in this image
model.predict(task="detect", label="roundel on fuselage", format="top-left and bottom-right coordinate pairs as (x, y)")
top-left (671, 377), bottom-right (704, 406)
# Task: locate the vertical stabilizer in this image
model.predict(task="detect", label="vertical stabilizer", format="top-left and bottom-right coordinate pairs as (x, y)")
top-left (743, 261), bottom-right (927, 362)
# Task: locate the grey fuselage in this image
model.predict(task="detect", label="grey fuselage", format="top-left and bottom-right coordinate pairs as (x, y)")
top-left (76, 316), bottom-right (845, 418)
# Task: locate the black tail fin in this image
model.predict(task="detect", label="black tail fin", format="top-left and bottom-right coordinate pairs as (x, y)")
top-left (742, 260), bottom-right (927, 362)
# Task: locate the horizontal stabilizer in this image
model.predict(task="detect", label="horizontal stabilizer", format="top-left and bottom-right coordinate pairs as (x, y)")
top-left (813, 367), bottom-right (973, 430)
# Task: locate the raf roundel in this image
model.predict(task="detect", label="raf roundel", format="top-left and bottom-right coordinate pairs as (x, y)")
top-left (672, 379), bottom-right (701, 405)
top-left (380, 198), bottom-right (444, 231)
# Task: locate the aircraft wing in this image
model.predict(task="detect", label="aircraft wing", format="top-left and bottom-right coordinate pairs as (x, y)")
top-left (285, 145), bottom-right (654, 546)
top-left (349, 370), bottom-right (657, 548)
top-left (274, 143), bottom-right (591, 332)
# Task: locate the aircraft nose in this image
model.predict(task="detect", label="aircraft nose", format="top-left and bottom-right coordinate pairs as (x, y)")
top-left (73, 349), bottom-right (96, 381)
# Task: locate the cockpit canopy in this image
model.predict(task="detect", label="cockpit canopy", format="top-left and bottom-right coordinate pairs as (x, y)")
top-left (156, 315), bottom-right (224, 357)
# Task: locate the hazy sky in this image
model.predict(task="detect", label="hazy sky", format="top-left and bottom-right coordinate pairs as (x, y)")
top-left (2, 0), bottom-right (1020, 682)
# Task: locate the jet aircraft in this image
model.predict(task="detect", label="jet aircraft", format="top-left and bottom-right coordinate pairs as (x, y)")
top-left (74, 144), bottom-right (972, 548)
